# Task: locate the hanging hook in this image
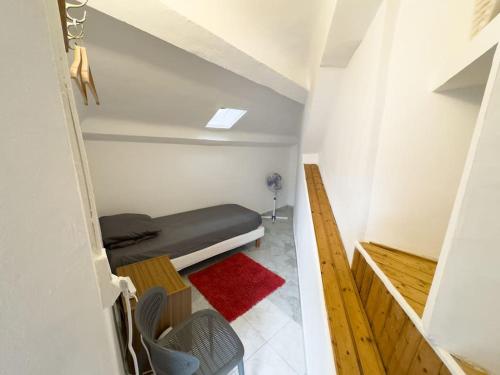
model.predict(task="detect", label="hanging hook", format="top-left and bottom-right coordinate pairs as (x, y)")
top-left (65, 0), bottom-right (88, 12)
top-left (66, 1), bottom-right (88, 25)
top-left (65, 0), bottom-right (87, 49)
top-left (67, 22), bottom-right (84, 40)
top-left (67, 9), bottom-right (87, 24)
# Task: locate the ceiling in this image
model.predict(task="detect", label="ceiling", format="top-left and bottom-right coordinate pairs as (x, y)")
top-left (78, 9), bottom-right (304, 137)
top-left (322, 0), bottom-right (382, 67)
top-left (159, 0), bottom-right (332, 88)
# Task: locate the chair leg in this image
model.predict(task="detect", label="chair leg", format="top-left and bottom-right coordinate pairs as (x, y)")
top-left (238, 360), bottom-right (245, 375)
top-left (255, 238), bottom-right (261, 248)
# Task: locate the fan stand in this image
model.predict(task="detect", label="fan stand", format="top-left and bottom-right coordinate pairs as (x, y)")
top-left (262, 192), bottom-right (288, 223)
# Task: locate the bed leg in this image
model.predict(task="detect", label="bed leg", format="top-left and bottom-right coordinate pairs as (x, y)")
top-left (255, 239), bottom-right (261, 248)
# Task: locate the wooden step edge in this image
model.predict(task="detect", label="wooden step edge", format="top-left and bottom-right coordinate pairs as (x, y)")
top-left (305, 165), bottom-right (385, 375)
top-left (355, 242), bottom-right (487, 375)
top-left (455, 357), bottom-right (489, 375)
top-left (368, 241), bottom-right (439, 263)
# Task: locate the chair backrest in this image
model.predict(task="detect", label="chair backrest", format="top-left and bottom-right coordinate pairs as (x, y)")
top-left (135, 287), bottom-right (166, 341)
top-left (142, 335), bottom-right (200, 375)
top-left (135, 287), bottom-right (200, 375)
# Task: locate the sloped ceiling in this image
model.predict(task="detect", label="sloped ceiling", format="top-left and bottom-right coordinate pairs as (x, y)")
top-left (159, 0), bottom-right (333, 88)
top-left (322, 0), bottom-right (382, 67)
top-left (77, 9), bottom-right (303, 138)
top-left (87, 0), bottom-right (335, 103)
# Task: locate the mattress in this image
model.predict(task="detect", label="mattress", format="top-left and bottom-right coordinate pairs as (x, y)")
top-left (106, 204), bottom-right (262, 271)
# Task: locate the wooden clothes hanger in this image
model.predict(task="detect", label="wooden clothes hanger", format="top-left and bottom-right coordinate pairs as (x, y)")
top-left (70, 44), bottom-right (99, 105)
top-left (80, 46), bottom-right (100, 105)
top-left (70, 46), bottom-right (88, 105)
top-left (65, 0), bottom-right (99, 106)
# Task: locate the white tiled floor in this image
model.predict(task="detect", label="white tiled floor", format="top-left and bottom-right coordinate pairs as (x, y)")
top-left (242, 299), bottom-right (290, 341)
top-left (181, 207), bottom-right (306, 375)
top-left (230, 316), bottom-right (266, 361)
top-left (226, 299), bottom-right (305, 375)
top-left (228, 299), bottom-right (306, 374)
top-left (268, 320), bottom-right (306, 374)
top-left (242, 343), bottom-right (297, 375)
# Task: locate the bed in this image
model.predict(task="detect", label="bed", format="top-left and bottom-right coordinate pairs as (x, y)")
top-left (101, 204), bottom-right (264, 272)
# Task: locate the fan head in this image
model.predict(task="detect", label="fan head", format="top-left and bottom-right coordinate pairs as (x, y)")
top-left (266, 173), bottom-right (283, 192)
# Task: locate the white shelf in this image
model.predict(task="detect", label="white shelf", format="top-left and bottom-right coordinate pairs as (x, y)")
top-left (432, 14), bottom-right (500, 92)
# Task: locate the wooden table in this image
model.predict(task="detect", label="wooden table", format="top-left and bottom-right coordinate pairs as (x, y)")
top-left (117, 256), bottom-right (191, 372)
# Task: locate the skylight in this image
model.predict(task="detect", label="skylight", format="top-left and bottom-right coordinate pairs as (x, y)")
top-left (206, 108), bottom-right (247, 129)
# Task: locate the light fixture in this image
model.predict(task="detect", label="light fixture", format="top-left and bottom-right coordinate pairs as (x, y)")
top-left (206, 108), bottom-right (247, 129)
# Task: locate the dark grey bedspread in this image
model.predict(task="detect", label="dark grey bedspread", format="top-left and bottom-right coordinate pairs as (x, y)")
top-left (106, 204), bottom-right (262, 271)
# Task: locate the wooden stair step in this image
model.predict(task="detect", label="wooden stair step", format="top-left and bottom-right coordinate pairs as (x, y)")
top-left (355, 242), bottom-right (488, 375)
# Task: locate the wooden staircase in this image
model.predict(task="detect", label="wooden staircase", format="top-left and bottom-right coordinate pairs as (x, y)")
top-left (304, 164), bottom-right (487, 375)
top-left (355, 242), bottom-right (437, 317)
top-left (352, 244), bottom-right (449, 374)
top-left (353, 243), bottom-right (486, 375)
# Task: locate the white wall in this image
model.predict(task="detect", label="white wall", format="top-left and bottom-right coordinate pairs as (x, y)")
top-left (423, 48), bottom-right (500, 374)
top-left (303, 0), bottom-right (484, 260)
top-left (365, 0), bottom-right (483, 258)
top-left (85, 140), bottom-right (296, 217)
top-left (293, 164), bottom-right (336, 375)
top-left (287, 145), bottom-right (299, 206)
top-left (0, 1), bottom-right (120, 374)
top-left (315, 0), bottom-right (399, 260)
top-left (301, 68), bottom-right (341, 154)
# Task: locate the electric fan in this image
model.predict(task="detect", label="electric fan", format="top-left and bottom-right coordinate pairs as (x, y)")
top-left (262, 172), bottom-right (288, 223)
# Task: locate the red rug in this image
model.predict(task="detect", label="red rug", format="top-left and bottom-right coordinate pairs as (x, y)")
top-left (188, 253), bottom-right (285, 321)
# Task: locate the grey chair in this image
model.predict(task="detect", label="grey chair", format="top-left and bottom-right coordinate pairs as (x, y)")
top-left (135, 287), bottom-right (245, 375)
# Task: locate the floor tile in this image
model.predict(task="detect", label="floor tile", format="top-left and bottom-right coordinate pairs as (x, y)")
top-left (191, 295), bottom-right (213, 312)
top-left (242, 299), bottom-right (291, 341)
top-left (230, 316), bottom-right (266, 360)
top-left (268, 320), bottom-right (306, 374)
top-left (245, 344), bottom-right (297, 375)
